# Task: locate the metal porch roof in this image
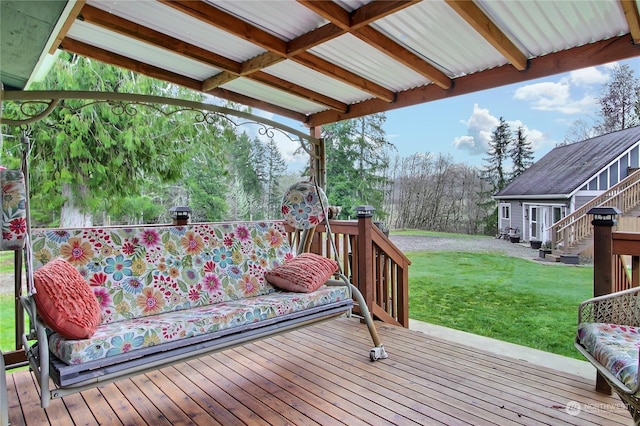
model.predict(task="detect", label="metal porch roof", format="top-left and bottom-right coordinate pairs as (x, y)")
top-left (1, 0), bottom-right (640, 127)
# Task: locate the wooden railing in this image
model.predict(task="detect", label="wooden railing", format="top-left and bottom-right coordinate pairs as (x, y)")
top-left (611, 232), bottom-right (640, 290)
top-left (287, 215), bottom-right (411, 328)
top-left (552, 169), bottom-right (640, 254)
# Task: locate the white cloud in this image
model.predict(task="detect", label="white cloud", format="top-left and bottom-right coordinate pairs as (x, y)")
top-left (452, 105), bottom-right (555, 160)
top-left (452, 104), bottom-right (499, 155)
top-left (566, 67), bottom-right (609, 86)
top-left (513, 81), bottom-right (597, 114)
top-left (511, 62), bottom-right (619, 115)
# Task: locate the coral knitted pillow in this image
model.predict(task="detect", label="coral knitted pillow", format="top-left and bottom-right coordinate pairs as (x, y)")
top-left (33, 258), bottom-right (101, 339)
top-left (266, 253), bottom-right (338, 293)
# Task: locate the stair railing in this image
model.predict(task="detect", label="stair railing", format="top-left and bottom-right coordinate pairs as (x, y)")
top-left (552, 169), bottom-right (640, 254)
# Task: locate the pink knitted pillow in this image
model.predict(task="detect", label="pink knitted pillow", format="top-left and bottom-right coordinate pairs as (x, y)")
top-left (33, 258), bottom-right (101, 339)
top-left (266, 253), bottom-right (338, 293)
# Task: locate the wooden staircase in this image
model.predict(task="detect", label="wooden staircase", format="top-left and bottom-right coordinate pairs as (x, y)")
top-left (550, 169), bottom-right (640, 260)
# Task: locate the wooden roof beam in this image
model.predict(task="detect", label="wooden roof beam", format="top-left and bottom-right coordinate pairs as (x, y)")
top-left (80, 5), bottom-right (344, 112)
top-left (61, 38), bottom-right (203, 92)
top-left (249, 72), bottom-right (349, 112)
top-left (49, 1), bottom-right (86, 54)
top-left (621, 0), bottom-right (640, 45)
top-left (80, 4), bottom-right (242, 74)
top-left (306, 35), bottom-right (640, 127)
top-left (293, 52), bottom-right (395, 102)
top-left (445, 0), bottom-right (529, 71)
top-left (160, 0), bottom-right (288, 55)
top-left (353, 27), bottom-right (451, 89)
top-left (164, 0), bottom-right (393, 102)
top-left (299, 0), bottom-right (451, 89)
top-left (62, 38), bottom-right (308, 123)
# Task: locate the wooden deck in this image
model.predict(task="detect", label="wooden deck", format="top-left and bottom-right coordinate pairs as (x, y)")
top-left (6, 317), bottom-right (633, 425)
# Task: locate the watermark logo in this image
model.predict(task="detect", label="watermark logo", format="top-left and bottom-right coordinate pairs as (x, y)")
top-left (564, 400), bottom-right (627, 416)
top-left (565, 401), bottom-right (582, 416)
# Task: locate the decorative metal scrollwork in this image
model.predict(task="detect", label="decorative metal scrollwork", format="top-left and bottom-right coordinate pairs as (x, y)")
top-left (0, 90), bottom-right (324, 186)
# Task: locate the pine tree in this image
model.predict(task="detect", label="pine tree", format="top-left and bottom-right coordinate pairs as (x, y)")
top-left (263, 138), bottom-right (287, 219)
top-left (510, 126), bottom-right (534, 179)
top-left (482, 117), bottom-right (512, 192)
top-left (322, 113), bottom-right (394, 219)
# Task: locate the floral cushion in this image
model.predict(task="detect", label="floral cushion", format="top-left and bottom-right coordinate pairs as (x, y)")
top-left (30, 220), bottom-right (351, 366)
top-left (49, 285), bottom-right (350, 365)
top-left (31, 222), bottom-right (294, 325)
top-left (281, 181), bottom-right (328, 230)
top-left (0, 169), bottom-right (26, 250)
top-left (577, 322), bottom-right (640, 389)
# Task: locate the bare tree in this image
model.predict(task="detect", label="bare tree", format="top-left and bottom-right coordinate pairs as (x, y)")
top-left (596, 64), bottom-right (640, 134)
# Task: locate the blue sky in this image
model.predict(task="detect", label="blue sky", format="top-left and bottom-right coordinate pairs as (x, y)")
top-left (268, 56), bottom-right (640, 172)
top-left (383, 57), bottom-right (640, 167)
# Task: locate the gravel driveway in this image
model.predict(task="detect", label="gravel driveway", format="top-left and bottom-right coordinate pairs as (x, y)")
top-left (389, 234), bottom-right (549, 262)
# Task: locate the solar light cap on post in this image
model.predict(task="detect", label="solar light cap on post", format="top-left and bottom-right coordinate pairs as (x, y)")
top-left (170, 206), bottom-right (192, 226)
top-left (355, 205), bottom-right (375, 218)
top-left (587, 206), bottom-right (621, 226)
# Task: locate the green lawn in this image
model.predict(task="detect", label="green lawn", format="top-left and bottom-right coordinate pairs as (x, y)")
top-left (0, 251), bottom-right (24, 352)
top-left (407, 250), bottom-right (592, 359)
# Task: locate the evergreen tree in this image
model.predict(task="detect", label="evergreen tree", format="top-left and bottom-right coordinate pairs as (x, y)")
top-left (263, 138), bottom-right (287, 219)
top-left (509, 126), bottom-right (534, 179)
top-left (482, 117), bottom-right (512, 192)
top-left (4, 52), bottom-right (208, 227)
top-left (322, 113), bottom-right (394, 219)
top-left (479, 117), bottom-right (512, 236)
top-left (226, 176), bottom-right (250, 220)
top-left (228, 131), bottom-right (263, 213)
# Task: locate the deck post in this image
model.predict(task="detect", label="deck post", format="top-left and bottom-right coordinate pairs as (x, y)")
top-left (356, 206), bottom-right (375, 319)
top-left (589, 206), bottom-right (621, 395)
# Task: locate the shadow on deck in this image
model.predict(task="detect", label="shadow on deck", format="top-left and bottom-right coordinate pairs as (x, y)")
top-left (7, 317), bottom-right (632, 425)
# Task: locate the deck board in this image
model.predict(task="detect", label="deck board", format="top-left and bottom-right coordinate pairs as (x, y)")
top-left (5, 317), bottom-right (633, 425)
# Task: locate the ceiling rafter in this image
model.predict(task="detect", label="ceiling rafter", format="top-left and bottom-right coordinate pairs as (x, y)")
top-left (79, 4), bottom-right (343, 112)
top-left (205, 86), bottom-right (308, 123)
top-left (161, 0), bottom-right (395, 103)
top-left (298, 0), bottom-right (452, 89)
top-left (48, 0), bottom-right (86, 55)
top-left (250, 71), bottom-right (348, 112)
top-left (621, 0), bottom-right (640, 45)
top-left (61, 38), bottom-right (202, 91)
top-left (445, 0), bottom-right (529, 71)
top-left (294, 52), bottom-right (394, 102)
top-left (79, 5), bottom-right (242, 74)
top-left (60, 37), bottom-right (307, 123)
top-left (160, 0), bottom-right (288, 55)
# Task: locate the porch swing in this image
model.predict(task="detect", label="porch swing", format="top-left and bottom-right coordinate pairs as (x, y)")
top-left (1, 94), bottom-right (388, 411)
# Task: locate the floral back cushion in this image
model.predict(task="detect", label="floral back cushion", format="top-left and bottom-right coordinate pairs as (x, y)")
top-left (31, 221), bottom-right (294, 324)
top-left (1, 169), bottom-right (27, 250)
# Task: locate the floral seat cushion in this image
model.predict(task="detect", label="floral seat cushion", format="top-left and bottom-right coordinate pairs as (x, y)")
top-left (49, 285), bottom-right (350, 365)
top-left (577, 322), bottom-right (640, 390)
